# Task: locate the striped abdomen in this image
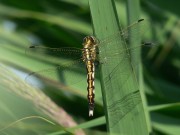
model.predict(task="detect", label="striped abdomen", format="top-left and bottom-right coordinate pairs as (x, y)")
top-left (86, 60), bottom-right (95, 116)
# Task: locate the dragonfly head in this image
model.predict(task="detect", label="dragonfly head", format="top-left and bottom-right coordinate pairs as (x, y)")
top-left (83, 36), bottom-right (98, 48)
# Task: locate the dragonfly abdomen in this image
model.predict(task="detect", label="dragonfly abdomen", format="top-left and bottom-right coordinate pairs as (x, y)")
top-left (86, 60), bottom-right (95, 116)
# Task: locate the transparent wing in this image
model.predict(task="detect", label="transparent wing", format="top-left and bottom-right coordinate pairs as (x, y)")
top-left (99, 42), bottom-right (157, 105)
top-left (26, 45), bottom-right (82, 61)
top-left (107, 90), bottom-right (142, 127)
top-left (25, 58), bottom-right (88, 88)
top-left (96, 19), bottom-right (151, 48)
top-left (25, 45), bottom-right (86, 88)
top-left (97, 18), bottom-right (156, 92)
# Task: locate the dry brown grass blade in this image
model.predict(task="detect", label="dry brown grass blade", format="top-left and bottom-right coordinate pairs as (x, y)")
top-left (0, 64), bottom-right (85, 135)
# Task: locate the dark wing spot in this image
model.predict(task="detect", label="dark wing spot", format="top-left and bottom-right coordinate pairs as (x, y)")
top-left (29, 45), bottom-right (36, 48)
top-left (138, 19), bottom-right (144, 22)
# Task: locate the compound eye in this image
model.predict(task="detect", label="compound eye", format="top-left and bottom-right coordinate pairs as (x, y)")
top-left (83, 36), bottom-right (88, 43)
top-left (88, 36), bottom-right (95, 43)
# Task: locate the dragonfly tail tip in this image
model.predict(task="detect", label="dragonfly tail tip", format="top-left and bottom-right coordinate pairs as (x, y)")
top-left (89, 110), bottom-right (94, 117)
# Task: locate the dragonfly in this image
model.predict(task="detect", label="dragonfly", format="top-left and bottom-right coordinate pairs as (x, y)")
top-left (25, 19), bottom-right (155, 117)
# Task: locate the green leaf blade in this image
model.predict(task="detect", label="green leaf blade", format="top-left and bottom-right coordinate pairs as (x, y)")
top-left (89, 0), bottom-right (148, 134)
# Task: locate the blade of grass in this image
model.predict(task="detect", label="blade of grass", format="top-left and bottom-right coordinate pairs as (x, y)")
top-left (88, 0), bottom-right (148, 134)
top-left (151, 112), bottom-right (180, 135)
top-left (48, 116), bottom-right (106, 135)
top-left (0, 4), bottom-right (91, 34)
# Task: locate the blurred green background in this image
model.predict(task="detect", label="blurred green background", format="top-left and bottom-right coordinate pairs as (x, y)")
top-left (0, 0), bottom-right (180, 135)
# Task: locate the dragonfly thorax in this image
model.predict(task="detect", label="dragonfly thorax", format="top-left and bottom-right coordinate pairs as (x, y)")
top-left (82, 36), bottom-right (98, 62)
